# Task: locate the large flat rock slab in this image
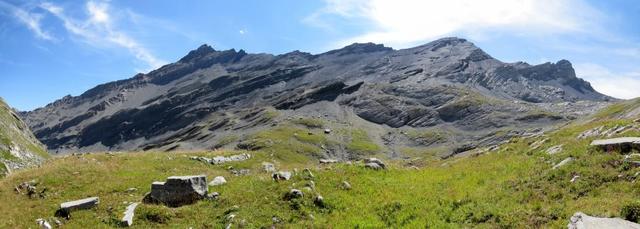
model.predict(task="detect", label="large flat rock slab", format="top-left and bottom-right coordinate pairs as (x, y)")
top-left (568, 212), bottom-right (640, 229)
top-left (56, 197), bottom-right (99, 217)
top-left (143, 175), bottom-right (207, 207)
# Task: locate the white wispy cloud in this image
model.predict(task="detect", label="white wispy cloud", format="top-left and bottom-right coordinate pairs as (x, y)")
top-left (307, 0), bottom-right (602, 49)
top-left (574, 63), bottom-right (640, 100)
top-left (40, 1), bottom-right (166, 71)
top-left (0, 1), bottom-right (54, 40)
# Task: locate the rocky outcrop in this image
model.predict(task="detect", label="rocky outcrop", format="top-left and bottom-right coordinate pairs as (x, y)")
top-left (0, 98), bottom-right (47, 175)
top-left (568, 212), bottom-right (640, 229)
top-left (143, 175), bottom-right (208, 207)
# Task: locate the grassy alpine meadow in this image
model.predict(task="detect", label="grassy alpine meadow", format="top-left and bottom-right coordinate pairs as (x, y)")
top-left (2, 111), bottom-right (640, 228)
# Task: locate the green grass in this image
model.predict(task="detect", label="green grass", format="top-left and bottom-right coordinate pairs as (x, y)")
top-left (405, 129), bottom-right (448, 146)
top-left (346, 129), bottom-right (381, 156)
top-left (213, 135), bottom-right (238, 149)
top-left (3, 100), bottom-right (640, 227)
top-left (593, 98), bottom-right (640, 120)
top-left (238, 125), bottom-right (328, 162)
top-left (0, 162), bottom-right (6, 176)
top-left (292, 118), bottom-right (325, 128)
top-left (2, 118), bottom-right (640, 228)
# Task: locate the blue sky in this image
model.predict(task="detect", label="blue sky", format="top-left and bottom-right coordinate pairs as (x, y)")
top-left (0, 0), bottom-right (639, 111)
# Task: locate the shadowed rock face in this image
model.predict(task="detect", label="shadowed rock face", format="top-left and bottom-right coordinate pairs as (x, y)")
top-left (22, 37), bottom-right (612, 155)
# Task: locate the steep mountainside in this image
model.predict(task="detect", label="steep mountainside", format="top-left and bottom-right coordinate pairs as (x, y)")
top-left (23, 37), bottom-right (612, 157)
top-left (0, 98), bottom-right (47, 176)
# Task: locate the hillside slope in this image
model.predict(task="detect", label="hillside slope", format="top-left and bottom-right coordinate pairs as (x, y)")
top-left (0, 98), bottom-right (47, 176)
top-left (2, 98), bottom-right (640, 228)
top-left (23, 37), bottom-right (612, 157)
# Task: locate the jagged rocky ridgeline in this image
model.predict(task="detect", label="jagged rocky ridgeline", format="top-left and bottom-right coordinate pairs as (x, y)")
top-left (22, 37), bottom-right (612, 158)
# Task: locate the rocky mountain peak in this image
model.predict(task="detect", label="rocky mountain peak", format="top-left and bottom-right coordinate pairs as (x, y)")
top-left (179, 44), bottom-right (217, 62)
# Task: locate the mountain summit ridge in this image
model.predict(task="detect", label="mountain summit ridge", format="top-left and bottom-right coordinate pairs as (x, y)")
top-left (23, 37), bottom-right (611, 156)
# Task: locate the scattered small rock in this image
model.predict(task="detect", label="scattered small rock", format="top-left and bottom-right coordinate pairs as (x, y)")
top-left (364, 158), bottom-right (386, 170)
top-left (272, 216), bottom-right (281, 223)
top-left (190, 153), bottom-right (251, 165)
top-left (36, 218), bottom-right (51, 229)
top-left (577, 126), bottom-right (603, 139)
top-left (302, 168), bottom-right (314, 179)
top-left (306, 181), bottom-right (316, 190)
top-left (206, 192), bottom-right (220, 200)
top-left (284, 189), bottom-right (303, 200)
top-left (546, 145), bottom-right (563, 155)
top-left (341, 181), bottom-right (352, 190)
top-left (231, 169), bottom-right (250, 176)
top-left (570, 175), bottom-right (580, 183)
top-left (553, 157), bottom-right (574, 169)
top-left (126, 188), bottom-right (138, 192)
top-left (262, 162), bottom-right (276, 173)
top-left (319, 159), bottom-right (338, 164)
top-left (365, 163), bottom-right (384, 170)
top-left (272, 171), bottom-right (292, 181)
top-left (16, 180), bottom-right (40, 198)
top-left (209, 176), bottom-right (227, 186)
top-left (324, 129), bottom-right (331, 134)
top-left (121, 202), bottom-right (139, 227)
top-left (313, 195), bottom-right (325, 208)
top-left (529, 138), bottom-right (549, 150)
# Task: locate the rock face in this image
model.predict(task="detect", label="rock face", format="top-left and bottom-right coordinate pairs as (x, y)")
top-left (568, 212), bottom-right (640, 229)
top-left (22, 37), bottom-right (612, 157)
top-left (143, 175), bottom-right (208, 207)
top-left (0, 98), bottom-right (47, 176)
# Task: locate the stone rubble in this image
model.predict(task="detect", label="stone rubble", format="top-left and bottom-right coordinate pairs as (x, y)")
top-left (190, 153), bottom-right (251, 165)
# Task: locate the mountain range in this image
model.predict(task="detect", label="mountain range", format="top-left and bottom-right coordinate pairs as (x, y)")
top-left (22, 37), bottom-right (612, 159)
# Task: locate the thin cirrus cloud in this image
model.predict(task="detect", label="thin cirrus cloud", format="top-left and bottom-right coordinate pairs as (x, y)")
top-left (307, 0), bottom-right (602, 49)
top-left (39, 1), bottom-right (166, 71)
top-left (0, 1), bottom-right (54, 40)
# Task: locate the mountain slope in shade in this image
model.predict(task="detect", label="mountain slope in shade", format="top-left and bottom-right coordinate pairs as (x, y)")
top-left (23, 37), bottom-right (613, 158)
top-left (0, 98), bottom-right (47, 176)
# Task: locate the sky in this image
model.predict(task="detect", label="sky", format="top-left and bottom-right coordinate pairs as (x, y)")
top-left (0, 0), bottom-right (639, 111)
